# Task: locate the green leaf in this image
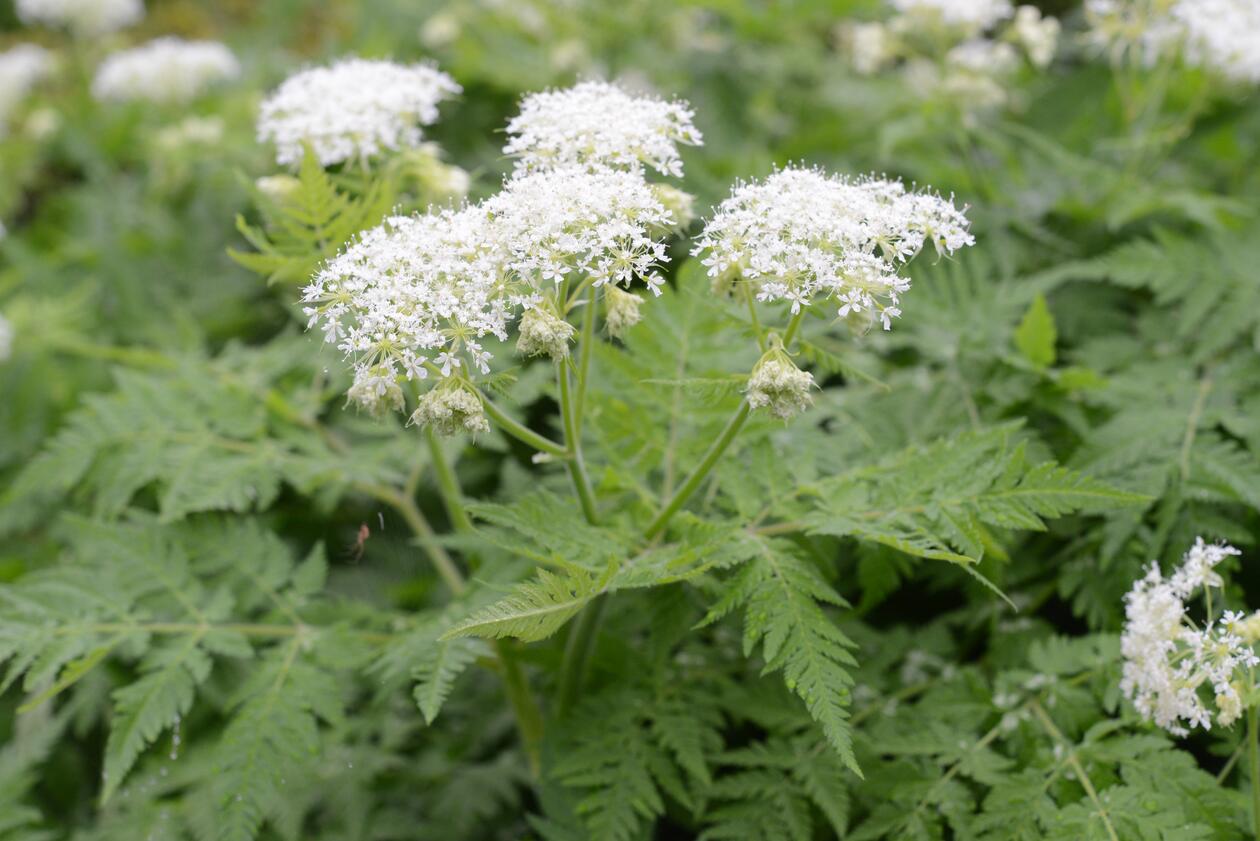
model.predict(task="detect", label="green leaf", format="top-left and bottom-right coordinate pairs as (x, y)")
top-left (1014, 293), bottom-right (1056, 369)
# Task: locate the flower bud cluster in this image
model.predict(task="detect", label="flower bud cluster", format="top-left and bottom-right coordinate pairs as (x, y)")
top-left (693, 166), bottom-right (973, 331)
top-left (16, 0), bottom-right (142, 36)
top-left (92, 38), bottom-right (240, 105)
top-left (410, 382), bottom-right (489, 436)
top-left (0, 45), bottom-right (54, 133)
top-left (746, 347), bottom-right (816, 420)
top-left (258, 58), bottom-right (461, 167)
top-left (1121, 538), bottom-right (1258, 736)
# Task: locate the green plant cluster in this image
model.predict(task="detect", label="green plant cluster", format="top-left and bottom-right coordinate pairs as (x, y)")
top-left (2, 1), bottom-right (1259, 840)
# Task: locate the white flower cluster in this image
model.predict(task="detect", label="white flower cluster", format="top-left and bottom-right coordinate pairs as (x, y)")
top-left (888, 0), bottom-right (1013, 30)
top-left (15, 0), bottom-right (143, 35)
top-left (0, 313), bottom-right (12, 362)
top-left (92, 38), bottom-right (240, 105)
top-left (1087, 0), bottom-right (1260, 84)
top-left (693, 167), bottom-right (973, 330)
top-left (845, 0), bottom-right (1060, 109)
top-left (258, 58), bottom-right (461, 167)
top-left (504, 80), bottom-right (702, 176)
top-left (0, 45), bottom-right (54, 132)
top-left (303, 165), bottom-right (673, 416)
top-left (746, 351), bottom-right (816, 420)
top-left (1121, 538), bottom-right (1258, 736)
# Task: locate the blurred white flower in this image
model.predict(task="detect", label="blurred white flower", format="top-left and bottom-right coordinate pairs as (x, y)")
top-left (1010, 5), bottom-right (1060, 68)
top-left (849, 22), bottom-right (893, 75)
top-left (1088, 0), bottom-right (1260, 84)
top-left (93, 38), bottom-right (239, 105)
top-left (154, 116), bottom-right (226, 150)
top-left (16, 0), bottom-right (142, 35)
top-left (258, 58), bottom-right (461, 167)
top-left (889, 0), bottom-right (1013, 31)
top-left (504, 80), bottom-right (702, 177)
top-left (0, 45), bottom-right (54, 133)
top-left (947, 39), bottom-right (1020, 73)
top-left (0, 313), bottom-right (12, 362)
top-left (1121, 538), bottom-right (1256, 736)
top-left (693, 166), bottom-right (974, 330)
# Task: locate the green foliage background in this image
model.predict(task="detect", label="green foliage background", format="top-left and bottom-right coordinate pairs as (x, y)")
top-left (2, 0), bottom-right (1259, 839)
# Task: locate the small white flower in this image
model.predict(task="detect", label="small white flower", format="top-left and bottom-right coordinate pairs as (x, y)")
top-left (16, 0), bottom-right (142, 35)
top-left (0, 45), bottom-right (54, 133)
top-left (504, 80), bottom-right (702, 176)
top-left (93, 38), bottom-right (239, 105)
top-left (849, 22), bottom-right (893, 74)
top-left (693, 166), bottom-right (974, 329)
top-left (258, 57), bottom-right (461, 167)
top-left (1010, 5), bottom-right (1060, 68)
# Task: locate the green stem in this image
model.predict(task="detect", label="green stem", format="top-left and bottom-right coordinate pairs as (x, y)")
top-left (744, 285), bottom-right (766, 352)
top-left (558, 359), bottom-right (599, 525)
top-left (426, 431), bottom-right (474, 535)
top-left (479, 391), bottom-right (568, 458)
top-left (642, 310), bottom-right (805, 541)
top-left (357, 481), bottom-right (465, 594)
top-left (575, 286), bottom-right (596, 436)
top-left (1250, 682), bottom-right (1260, 839)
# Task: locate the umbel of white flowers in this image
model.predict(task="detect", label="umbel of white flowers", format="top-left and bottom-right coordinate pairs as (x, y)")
top-left (504, 80), bottom-right (702, 176)
top-left (0, 45), bottom-right (54, 133)
top-left (692, 166), bottom-right (974, 332)
top-left (92, 38), bottom-right (240, 105)
top-left (1087, 0), bottom-right (1260, 84)
top-left (1121, 538), bottom-right (1260, 736)
top-left (258, 58), bottom-right (461, 167)
top-left (15, 0), bottom-right (143, 36)
top-left (301, 165), bottom-right (672, 420)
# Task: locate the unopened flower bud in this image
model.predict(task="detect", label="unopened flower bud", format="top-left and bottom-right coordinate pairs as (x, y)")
top-left (348, 368), bottom-right (405, 417)
top-left (516, 306), bottom-right (576, 360)
top-left (650, 183), bottom-right (695, 231)
top-left (746, 347), bottom-right (816, 420)
top-left (410, 383), bottom-right (489, 436)
top-left (603, 286), bottom-right (643, 338)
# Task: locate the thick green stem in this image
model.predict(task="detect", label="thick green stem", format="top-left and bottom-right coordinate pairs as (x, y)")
top-left (556, 594), bottom-right (607, 716)
top-left (426, 431), bottom-right (474, 535)
top-left (575, 286), bottom-right (596, 436)
top-left (479, 392), bottom-right (568, 458)
top-left (642, 310), bottom-right (804, 541)
top-left (1250, 686), bottom-right (1260, 839)
top-left (558, 359), bottom-right (599, 525)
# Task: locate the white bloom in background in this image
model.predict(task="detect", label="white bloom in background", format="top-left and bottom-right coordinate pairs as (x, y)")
top-left (92, 38), bottom-right (239, 105)
top-left (1173, 0), bottom-right (1260, 84)
top-left (0, 45), bottom-right (54, 132)
top-left (947, 39), bottom-right (1020, 73)
top-left (1087, 0), bottom-right (1260, 84)
top-left (1121, 538), bottom-right (1256, 736)
top-left (484, 166), bottom-right (674, 296)
top-left (849, 22), bottom-right (893, 75)
top-left (154, 116), bottom-right (225, 150)
top-left (0, 313), bottom-right (12, 362)
top-left (258, 58), bottom-right (461, 167)
top-left (889, 0), bottom-right (1013, 30)
top-left (693, 166), bottom-right (973, 330)
top-left (15, 0), bottom-right (142, 35)
top-left (301, 205), bottom-right (510, 414)
top-left (1010, 5), bottom-right (1060, 67)
top-left (504, 80), bottom-right (702, 176)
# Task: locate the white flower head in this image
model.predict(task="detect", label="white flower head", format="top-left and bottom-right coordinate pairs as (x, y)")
top-left (504, 80), bottom-right (702, 177)
top-left (0, 313), bottom-right (12, 362)
top-left (258, 58), bottom-right (461, 167)
top-left (485, 165), bottom-right (674, 296)
top-left (16, 0), bottom-right (142, 35)
top-left (1010, 5), bottom-right (1060, 68)
top-left (1121, 538), bottom-right (1257, 736)
top-left (93, 38), bottom-right (240, 105)
top-left (746, 348), bottom-right (816, 420)
top-left (889, 0), bottom-right (1013, 30)
top-left (693, 166), bottom-right (974, 330)
top-left (0, 45), bottom-right (54, 132)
